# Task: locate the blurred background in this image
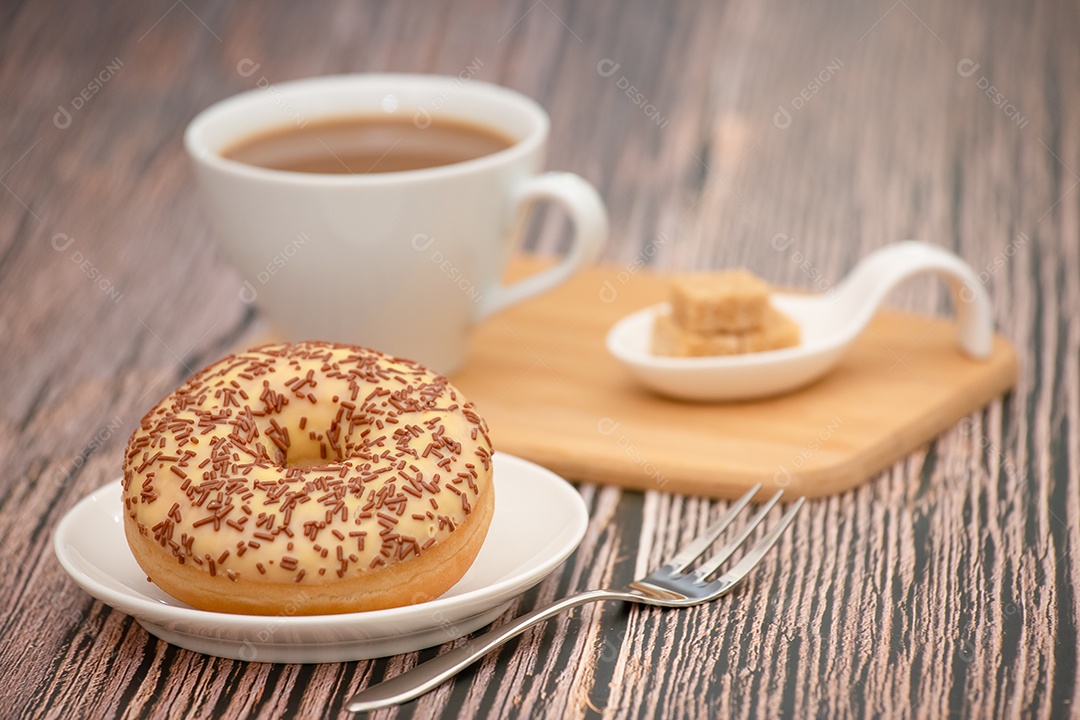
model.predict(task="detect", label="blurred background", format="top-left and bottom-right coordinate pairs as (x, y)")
top-left (3, 1), bottom-right (1070, 392)
top-left (1, 1), bottom-right (1077, 717)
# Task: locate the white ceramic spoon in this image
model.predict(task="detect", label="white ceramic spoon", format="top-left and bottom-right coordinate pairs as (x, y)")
top-left (605, 242), bottom-right (994, 402)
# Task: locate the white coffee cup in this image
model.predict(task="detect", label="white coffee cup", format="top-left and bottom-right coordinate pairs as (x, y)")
top-left (185, 74), bottom-right (607, 374)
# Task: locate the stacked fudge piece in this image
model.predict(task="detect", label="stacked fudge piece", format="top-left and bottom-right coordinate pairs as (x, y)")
top-left (652, 269), bottom-right (800, 356)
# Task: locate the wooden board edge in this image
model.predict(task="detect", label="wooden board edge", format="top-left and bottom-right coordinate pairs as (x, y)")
top-left (497, 336), bottom-right (1020, 500)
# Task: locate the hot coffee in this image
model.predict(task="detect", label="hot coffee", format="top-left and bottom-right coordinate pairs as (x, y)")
top-left (222, 114), bottom-right (515, 174)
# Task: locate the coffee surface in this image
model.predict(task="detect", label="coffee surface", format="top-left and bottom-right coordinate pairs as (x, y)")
top-left (222, 114), bottom-right (515, 174)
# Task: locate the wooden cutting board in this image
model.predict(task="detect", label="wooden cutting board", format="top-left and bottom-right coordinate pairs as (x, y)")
top-left (451, 257), bottom-right (1019, 499)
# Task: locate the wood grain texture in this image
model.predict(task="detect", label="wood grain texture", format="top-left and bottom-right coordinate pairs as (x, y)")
top-left (0, 0), bottom-right (1077, 719)
top-left (455, 257), bottom-right (1019, 499)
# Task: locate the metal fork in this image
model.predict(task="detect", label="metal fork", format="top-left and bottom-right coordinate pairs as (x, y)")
top-left (346, 485), bottom-right (804, 712)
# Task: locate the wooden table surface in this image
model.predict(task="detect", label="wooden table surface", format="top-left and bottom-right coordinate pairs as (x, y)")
top-left (2, 0), bottom-right (1077, 718)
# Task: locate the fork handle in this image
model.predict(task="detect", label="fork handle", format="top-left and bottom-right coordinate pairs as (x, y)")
top-left (345, 589), bottom-right (624, 712)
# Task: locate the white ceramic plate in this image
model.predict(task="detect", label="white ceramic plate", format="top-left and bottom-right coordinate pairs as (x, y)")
top-left (54, 453), bottom-right (588, 663)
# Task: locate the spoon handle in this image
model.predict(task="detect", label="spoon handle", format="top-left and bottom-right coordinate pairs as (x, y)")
top-left (834, 242), bottom-right (994, 358)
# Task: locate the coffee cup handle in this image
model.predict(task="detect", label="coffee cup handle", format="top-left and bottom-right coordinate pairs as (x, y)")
top-left (476, 172), bottom-right (608, 320)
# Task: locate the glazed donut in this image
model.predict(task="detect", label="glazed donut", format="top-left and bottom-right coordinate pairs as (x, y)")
top-left (122, 341), bottom-right (494, 616)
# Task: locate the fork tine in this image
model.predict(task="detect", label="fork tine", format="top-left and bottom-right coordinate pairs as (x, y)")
top-left (691, 489), bottom-right (784, 580)
top-left (699, 496), bottom-right (804, 586)
top-left (666, 484), bottom-right (761, 573)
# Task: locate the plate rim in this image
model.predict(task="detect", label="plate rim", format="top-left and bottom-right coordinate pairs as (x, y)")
top-left (53, 452), bottom-right (588, 630)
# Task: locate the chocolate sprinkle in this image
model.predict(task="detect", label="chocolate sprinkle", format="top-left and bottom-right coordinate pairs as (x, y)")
top-left (122, 341), bottom-right (492, 590)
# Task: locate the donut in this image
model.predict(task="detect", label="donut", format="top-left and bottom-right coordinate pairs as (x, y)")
top-left (122, 341), bottom-right (494, 616)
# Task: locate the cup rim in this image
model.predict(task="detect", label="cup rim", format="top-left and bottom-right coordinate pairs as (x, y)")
top-left (184, 73), bottom-right (549, 185)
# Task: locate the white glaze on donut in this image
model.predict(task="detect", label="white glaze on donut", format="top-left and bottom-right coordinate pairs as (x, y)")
top-left (122, 342), bottom-right (493, 605)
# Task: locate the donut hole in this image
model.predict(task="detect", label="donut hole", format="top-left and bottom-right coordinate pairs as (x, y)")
top-left (282, 442), bottom-right (341, 470)
top-left (285, 451), bottom-right (339, 470)
top-left (281, 435), bottom-right (345, 470)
